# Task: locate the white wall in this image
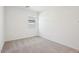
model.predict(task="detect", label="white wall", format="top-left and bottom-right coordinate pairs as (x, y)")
top-left (0, 6), bottom-right (4, 52)
top-left (39, 7), bottom-right (79, 50)
top-left (5, 6), bottom-right (38, 41)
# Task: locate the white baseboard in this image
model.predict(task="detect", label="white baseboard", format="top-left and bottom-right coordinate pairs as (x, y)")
top-left (5, 35), bottom-right (39, 42)
top-left (40, 35), bottom-right (79, 51)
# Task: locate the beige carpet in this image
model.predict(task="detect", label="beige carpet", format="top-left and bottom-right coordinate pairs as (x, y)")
top-left (1, 36), bottom-right (79, 53)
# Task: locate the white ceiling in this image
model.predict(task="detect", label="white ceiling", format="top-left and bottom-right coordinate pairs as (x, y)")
top-left (29, 6), bottom-right (52, 12)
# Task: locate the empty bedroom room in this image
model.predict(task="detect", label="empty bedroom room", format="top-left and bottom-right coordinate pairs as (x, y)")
top-left (0, 6), bottom-right (79, 53)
